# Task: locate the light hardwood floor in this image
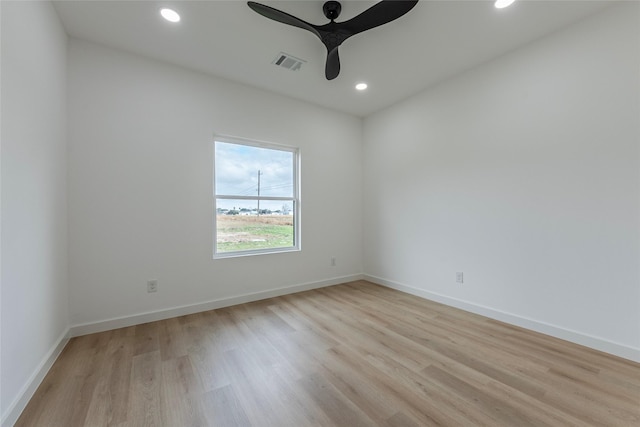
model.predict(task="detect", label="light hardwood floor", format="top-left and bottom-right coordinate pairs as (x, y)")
top-left (16, 281), bottom-right (640, 426)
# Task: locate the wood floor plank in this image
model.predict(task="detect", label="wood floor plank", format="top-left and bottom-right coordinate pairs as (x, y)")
top-left (423, 364), bottom-right (540, 426)
top-left (201, 385), bottom-right (251, 427)
top-left (128, 350), bottom-right (162, 426)
top-left (16, 281), bottom-right (640, 426)
top-left (159, 355), bottom-right (206, 426)
top-left (158, 317), bottom-right (189, 362)
top-left (385, 411), bottom-right (422, 427)
top-left (221, 346), bottom-right (309, 427)
top-left (133, 322), bottom-right (160, 356)
top-left (185, 331), bottom-right (232, 393)
top-left (297, 371), bottom-right (378, 427)
top-left (82, 374), bottom-right (112, 427)
top-left (103, 334), bottom-right (136, 424)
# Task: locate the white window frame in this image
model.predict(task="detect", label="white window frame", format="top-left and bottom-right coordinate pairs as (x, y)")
top-left (213, 135), bottom-right (300, 258)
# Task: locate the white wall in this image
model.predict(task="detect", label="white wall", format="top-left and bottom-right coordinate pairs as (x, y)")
top-left (67, 39), bottom-right (363, 328)
top-left (363, 3), bottom-right (640, 360)
top-left (1, 1), bottom-right (69, 423)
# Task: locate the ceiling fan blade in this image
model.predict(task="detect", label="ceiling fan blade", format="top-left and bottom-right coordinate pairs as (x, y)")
top-left (341, 0), bottom-right (418, 36)
top-left (247, 2), bottom-right (320, 38)
top-left (325, 47), bottom-right (340, 80)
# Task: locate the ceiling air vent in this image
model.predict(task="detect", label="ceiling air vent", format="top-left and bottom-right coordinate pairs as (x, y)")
top-left (272, 52), bottom-right (306, 72)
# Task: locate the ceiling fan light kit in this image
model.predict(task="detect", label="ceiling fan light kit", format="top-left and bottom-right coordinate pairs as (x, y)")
top-left (248, 0), bottom-right (419, 80)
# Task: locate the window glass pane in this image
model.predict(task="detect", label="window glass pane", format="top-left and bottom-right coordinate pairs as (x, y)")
top-left (215, 141), bottom-right (293, 197)
top-left (216, 199), bottom-right (294, 253)
top-left (214, 137), bottom-right (299, 257)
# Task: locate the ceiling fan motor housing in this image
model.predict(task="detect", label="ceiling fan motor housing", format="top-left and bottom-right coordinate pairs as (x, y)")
top-left (323, 1), bottom-right (342, 21)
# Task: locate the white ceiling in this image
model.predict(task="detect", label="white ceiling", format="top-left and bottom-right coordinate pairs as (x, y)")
top-left (52, 0), bottom-right (614, 117)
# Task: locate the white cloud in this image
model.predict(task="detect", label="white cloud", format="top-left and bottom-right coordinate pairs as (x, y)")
top-left (215, 141), bottom-right (293, 197)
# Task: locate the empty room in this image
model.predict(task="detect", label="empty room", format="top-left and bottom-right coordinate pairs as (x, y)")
top-left (1, 0), bottom-right (639, 425)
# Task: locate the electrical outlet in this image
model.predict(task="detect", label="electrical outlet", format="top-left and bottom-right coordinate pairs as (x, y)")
top-left (456, 272), bottom-right (464, 284)
top-left (147, 280), bottom-right (158, 293)
top-left (330, 257), bottom-right (336, 267)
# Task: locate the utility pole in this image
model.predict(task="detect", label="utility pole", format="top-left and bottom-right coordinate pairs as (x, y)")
top-left (257, 170), bottom-right (263, 217)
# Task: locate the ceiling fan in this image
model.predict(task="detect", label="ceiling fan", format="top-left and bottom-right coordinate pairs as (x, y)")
top-left (247, 0), bottom-right (419, 80)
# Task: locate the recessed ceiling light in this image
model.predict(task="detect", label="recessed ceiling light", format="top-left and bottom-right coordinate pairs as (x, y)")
top-left (494, 0), bottom-right (515, 9)
top-left (355, 83), bottom-right (368, 91)
top-left (160, 8), bottom-right (180, 23)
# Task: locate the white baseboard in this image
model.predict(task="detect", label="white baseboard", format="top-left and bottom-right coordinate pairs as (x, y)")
top-left (364, 274), bottom-right (640, 363)
top-left (1, 328), bottom-right (70, 427)
top-left (70, 274), bottom-right (365, 337)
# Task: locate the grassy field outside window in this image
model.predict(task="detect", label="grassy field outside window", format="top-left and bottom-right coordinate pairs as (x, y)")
top-left (216, 214), bottom-right (294, 252)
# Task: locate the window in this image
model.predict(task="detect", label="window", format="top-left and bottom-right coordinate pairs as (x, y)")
top-left (213, 137), bottom-right (300, 257)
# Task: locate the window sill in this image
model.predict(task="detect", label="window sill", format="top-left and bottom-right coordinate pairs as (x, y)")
top-left (213, 246), bottom-right (300, 260)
